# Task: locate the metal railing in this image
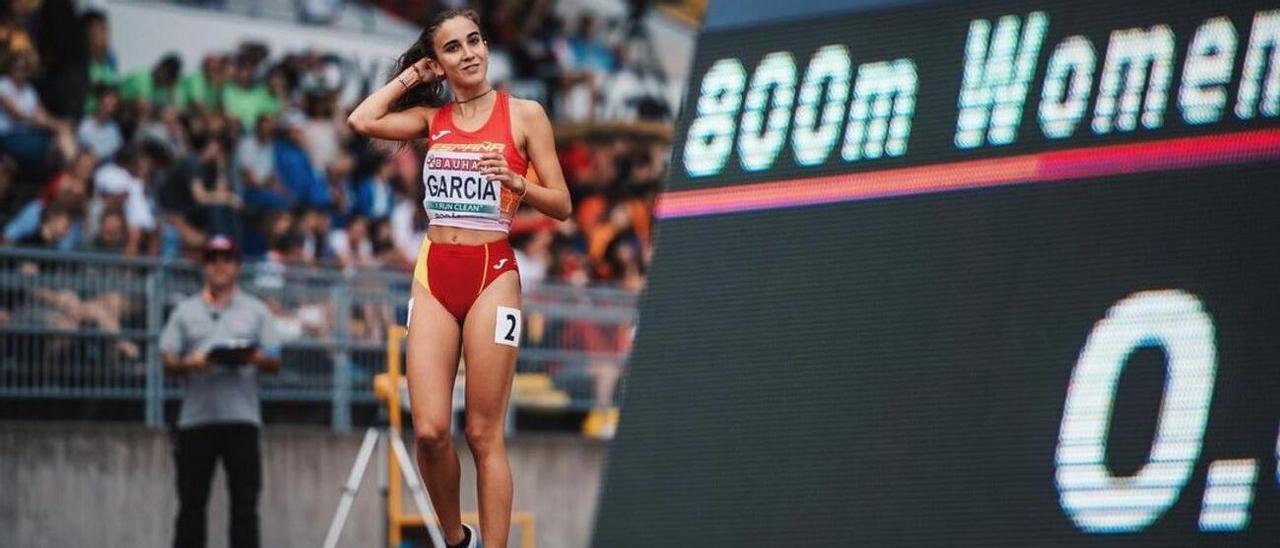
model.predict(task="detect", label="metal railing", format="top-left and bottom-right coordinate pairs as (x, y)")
top-left (0, 247), bottom-right (636, 430)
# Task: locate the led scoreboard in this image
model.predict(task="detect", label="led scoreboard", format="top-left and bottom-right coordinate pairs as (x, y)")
top-left (593, 0), bottom-right (1280, 546)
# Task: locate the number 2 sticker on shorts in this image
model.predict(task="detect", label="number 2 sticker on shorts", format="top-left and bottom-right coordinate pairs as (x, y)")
top-left (495, 306), bottom-right (521, 347)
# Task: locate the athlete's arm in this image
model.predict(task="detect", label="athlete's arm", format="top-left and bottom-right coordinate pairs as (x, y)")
top-left (347, 59), bottom-right (436, 140)
top-left (511, 99), bottom-right (572, 221)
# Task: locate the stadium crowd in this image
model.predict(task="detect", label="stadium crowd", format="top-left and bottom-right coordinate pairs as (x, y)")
top-left (0, 0), bottom-right (667, 299)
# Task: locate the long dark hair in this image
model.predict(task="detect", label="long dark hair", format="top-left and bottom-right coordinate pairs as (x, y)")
top-left (390, 8), bottom-right (482, 111)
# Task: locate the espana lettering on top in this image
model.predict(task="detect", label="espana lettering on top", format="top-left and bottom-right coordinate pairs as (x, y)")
top-left (682, 7), bottom-right (1280, 178)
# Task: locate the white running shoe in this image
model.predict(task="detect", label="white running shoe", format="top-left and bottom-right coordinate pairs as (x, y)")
top-left (463, 523), bottom-right (481, 548)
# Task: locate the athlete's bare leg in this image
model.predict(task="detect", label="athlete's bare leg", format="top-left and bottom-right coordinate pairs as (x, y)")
top-left (405, 280), bottom-right (467, 545)
top-left (461, 270), bottom-right (520, 548)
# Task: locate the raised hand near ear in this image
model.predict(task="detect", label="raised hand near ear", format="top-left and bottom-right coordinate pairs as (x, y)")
top-left (411, 58), bottom-right (433, 82)
top-left (398, 58), bottom-right (436, 90)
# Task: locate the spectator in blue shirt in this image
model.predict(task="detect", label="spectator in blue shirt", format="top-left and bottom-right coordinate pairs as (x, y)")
top-left (353, 151), bottom-right (394, 222)
top-left (568, 14), bottom-right (618, 73)
top-left (322, 152), bottom-right (354, 228)
top-left (3, 150), bottom-right (93, 249)
top-left (236, 115), bottom-right (293, 212)
top-left (273, 111), bottom-right (328, 209)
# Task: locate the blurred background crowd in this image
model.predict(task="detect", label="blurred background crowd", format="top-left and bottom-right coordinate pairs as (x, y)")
top-left (0, 0), bottom-right (701, 427)
top-left (0, 0), bottom-right (680, 296)
top-left (0, 4), bottom-right (703, 542)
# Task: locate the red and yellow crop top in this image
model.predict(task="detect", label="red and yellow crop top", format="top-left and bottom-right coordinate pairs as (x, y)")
top-left (421, 91), bottom-right (529, 234)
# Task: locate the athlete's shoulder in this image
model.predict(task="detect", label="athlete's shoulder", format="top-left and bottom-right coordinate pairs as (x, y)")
top-left (510, 97), bottom-right (553, 139)
top-left (392, 104), bottom-right (440, 132)
top-left (509, 96), bottom-right (549, 123)
top-left (412, 104), bottom-right (442, 125)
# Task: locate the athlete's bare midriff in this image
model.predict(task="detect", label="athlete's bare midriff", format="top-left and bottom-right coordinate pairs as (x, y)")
top-left (427, 225), bottom-right (507, 245)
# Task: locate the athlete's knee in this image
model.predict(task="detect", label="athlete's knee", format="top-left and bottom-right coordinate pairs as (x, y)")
top-left (414, 421), bottom-right (452, 454)
top-left (463, 416), bottom-right (504, 456)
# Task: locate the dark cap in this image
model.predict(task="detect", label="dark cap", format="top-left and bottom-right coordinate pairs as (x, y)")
top-left (202, 234), bottom-right (241, 262)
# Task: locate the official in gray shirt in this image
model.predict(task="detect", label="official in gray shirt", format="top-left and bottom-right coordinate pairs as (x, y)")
top-left (159, 235), bottom-right (280, 548)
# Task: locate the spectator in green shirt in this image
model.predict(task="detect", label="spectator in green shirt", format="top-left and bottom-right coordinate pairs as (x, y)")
top-left (178, 53), bottom-right (228, 114)
top-left (264, 64), bottom-right (292, 113)
top-left (80, 9), bottom-right (118, 115)
top-left (222, 56), bottom-right (280, 133)
top-left (119, 54), bottom-right (182, 109)
top-left (84, 10), bottom-right (118, 88)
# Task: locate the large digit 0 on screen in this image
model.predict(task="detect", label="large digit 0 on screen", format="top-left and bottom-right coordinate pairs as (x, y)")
top-left (594, 0), bottom-right (1280, 546)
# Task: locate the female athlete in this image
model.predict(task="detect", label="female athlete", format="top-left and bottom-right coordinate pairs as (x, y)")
top-left (347, 9), bottom-right (571, 548)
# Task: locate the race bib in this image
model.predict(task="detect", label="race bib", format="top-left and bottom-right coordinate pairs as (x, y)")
top-left (422, 150), bottom-right (501, 219)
